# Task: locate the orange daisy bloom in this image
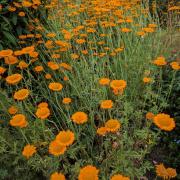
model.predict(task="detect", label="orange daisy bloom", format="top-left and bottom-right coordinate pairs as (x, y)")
top-left (45, 73), bottom-right (52, 79)
top-left (167, 168), bottom-right (177, 178)
top-left (6, 74), bottom-right (22, 85)
top-left (62, 98), bottom-right (72, 104)
top-left (4, 55), bottom-right (18, 65)
top-left (0, 49), bottom-right (13, 57)
top-left (105, 119), bottom-right (121, 132)
top-left (153, 113), bottom-right (175, 131)
top-left (0, 66), bottom-right (6, 75)
top-left (49, 82), bottom-right (63, 91)
top-left (111, 174), bottom-right (130, 180)
top-left (71, 112), bottom-right (88, 124)
top-left (50, 172), bottom-right (66, 180)
top-left (56, 130), bottom-right (75, 146)
top-left (155, 164), bottom-right (168, 179)
top-left (8, 106), bottom-right (18, 115)
top-left (13, 89), bottom-right (30, 100)
top-left (21, 46), bottom-right (35, 54)
top-left (10, 114), bottom-right (28, 128)
top-left (35, 107), bottom-right (50, 120)
top-left (170, 61), bottom-right (180, 70)
top-left (22, 144), bottom-right (36, 159)
top-left (49, 140), bottom-right (67, 156)
top-left (78, 165), bottom-right (99, 180)
top-left (34, 65), bottom-right (44, 72)
top-left (143, 77), bottom-right (152, 83)
top-left (110, 80), bottom-right (127, 91)
top-left (99, 78), bottom-right (110, 86)
top-left (153, 56), bottom-right (167, 66)
top-left (38, 102), bottom-right (49, 108)
top-left (100, 100), bottom-right (113, 109)
top-left (97, 127), bottom-right (108, 136)
top-left (146, 112), bottom-right (155, 120)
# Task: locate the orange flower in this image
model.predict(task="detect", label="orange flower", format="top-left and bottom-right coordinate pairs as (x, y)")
top-left (136, 31), bottom-right (146, 37)
top-left (148, 24), bottom-right (157, 28)
top-left (71, 53), bottom-right (79, 60)
top-left (34, 65), bottom-right (44, 72)
top-left (51, 54), bottom-right (60, 59)
top-left (62, 98), bottom-right (72, 104)
top-left (105, 119), bottom-right (121, 132)
top-left (63, 76), bottom-right (69, 81)
top-left (56, 130), bottom-right (75, 146)
top-left (27, 34), bottom-right (34, 38)
top-left (153, 56), bottom-right (167, 66)
top-left (48, 61), bottom-right (59, 70)
top-left (0, 49), bottom-right (13, 57)
top-left (142, 27), bottom-right (155, 33)
top-left (78, 165), bottom-right (99, 180)
top-left (22, 0), bottom-right (32, 7)
top-left (8, 6), bottom-right (16, 12)
top-left (71, 112), bottom-right (88, 124)
top-left (166, 168), bottom-right (177, 178)
top-left (114, 48), bottom-right (124, 53)
top-left (97, 127), bottom-right (108, 136)
top-left (38, 102), bottom-right (48, 108)
top-left (59, 63), bottom-right (72, 71)
top-left (99, 78), bottom-right (110, 86)
top-left (22, 144), bottom-right (36, 159)
top-left (6, 74), bottom-right (22, 85)
top-left (121, 28), bottom-right (131, 33)
top-left (49, 82), bottom-right (63, 91)
top-left (110, 80), bottom-right (127, 91)
top-left (8, 106), bottom-right (18, 115)
top-left (153, 113), bottom-right (175, 131)
top-left (18, 61), bottom-right (28, 69)
top-left (36, 107), bottom-right (50, 120)
top-left (155, 164), bottom-right (169, 179)
top-left (22, 46), bottom-right (35, 54)
top-left (111, 174), bottom-right (130, 180)
top-left (81, 50), bottom-right (88, 55)
top-left (168, 6), bottom-right (180, 11)
top-left (146, 112), bottom-right (155, 120)
top-left (19, 35), bottom-right (27, 39)
top-left (29, 51), bottom-right (39, 58)
top-left (112, 88), bottom-right (124, 96)
top-left (14, 50), bottom-right (23, 56)
top-left (50, 172), bottom-right (66, 180)
top-left (10, 114), bottom-right (28, 128)
top-left (143, 77), bottom-right (152, 83)
top-left (18, 11), bottom-right (25, 17)
top-left (4, 56), bottom-right (18, 65)
top-left (13, 89), bottom-right (30, 100)
top-left (76, 39), bottom-right (86, 44)
top-left (170, 61), bottom-right (180, 70)
top-left (100, 100), bottom-right (113, 109)
top-left (55, 40), bottom-right (70, 47)
top-left (45, 73), bottom-right (52, 79)
top-left (49, 140), bottom-right (67, 156)
top-left (47, 33), bottom-right (56, 38)
top-left (0, 66), bottom-right (6, 75)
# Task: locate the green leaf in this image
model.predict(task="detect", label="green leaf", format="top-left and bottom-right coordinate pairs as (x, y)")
top-left (2, 31), bottom-right (17, 45)
top-left (16, 26), bottom-right (22, 36)
top-left (11, 15), bottom-right (17, 25)
top-left (0, 43), bottom-right (3, 50)
top-left (1, 16), bottom-right (11, 27)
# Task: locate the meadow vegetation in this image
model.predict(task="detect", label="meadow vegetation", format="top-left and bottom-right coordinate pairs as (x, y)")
top-left (0, 0), bottom-right (179, 179)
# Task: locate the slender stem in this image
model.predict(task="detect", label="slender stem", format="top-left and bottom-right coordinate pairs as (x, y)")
top-left (20, 129), bottom-right (29, 144)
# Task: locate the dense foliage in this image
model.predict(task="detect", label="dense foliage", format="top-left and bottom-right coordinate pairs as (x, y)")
top-left (0, 0), bottom-right (48, 49)
top-left (0, 0), bottom-right (179, 179)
